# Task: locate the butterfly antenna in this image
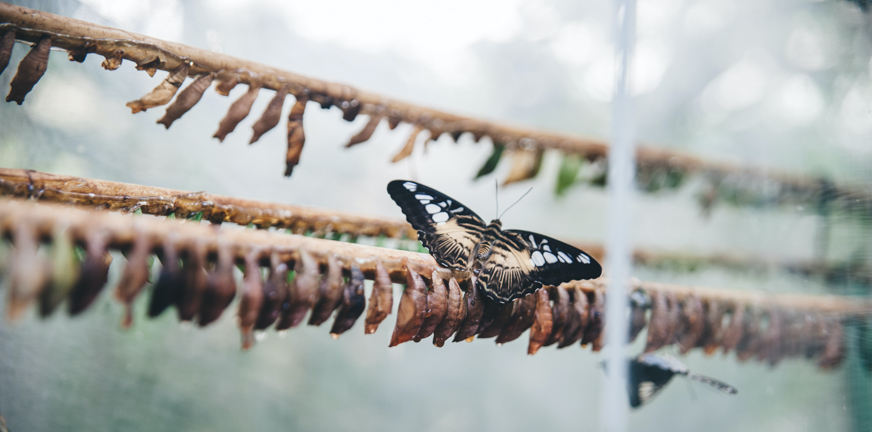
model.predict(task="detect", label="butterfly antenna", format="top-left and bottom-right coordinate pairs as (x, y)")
top-left (498, 187), bottom-right (533, 220)
top-left (687, 373), bottom-right (738, 395)
top-left (495, 179), bottom-right (499, 220)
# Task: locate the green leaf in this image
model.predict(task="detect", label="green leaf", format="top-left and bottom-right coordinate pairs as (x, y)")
top-left (133, 208), bottom-right (143, 216)
top-left (475, 144), bottom-right (505, 179)
top-left (166, 213), bottom-right (176, 220)
top-left (189, 211), bottom-right (204, 222)
top-left (556, 155), bottom-right (584, 196)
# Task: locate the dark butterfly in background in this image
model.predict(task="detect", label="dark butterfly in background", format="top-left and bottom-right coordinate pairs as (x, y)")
top-left (387, 180), bottom-right (602, 303)
top-left (625, 353), bottom-right (738, 408)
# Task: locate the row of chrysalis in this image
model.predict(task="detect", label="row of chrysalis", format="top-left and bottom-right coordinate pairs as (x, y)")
top-left (629, 289), bottom-right (847, 369)
top-left (0, 217), bottom-right (853, 366)
top-left (0, 216), bottom-right (591, 354)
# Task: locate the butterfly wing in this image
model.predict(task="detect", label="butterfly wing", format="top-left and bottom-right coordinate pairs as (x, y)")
top-left (506, 230), bottom-right (602, 285)
top-left (474, 230), bottom-right (541, 302)
top-left (387, 180), bottom-right (486, 270)
top-left (627, 356), bottom-right (677, 408)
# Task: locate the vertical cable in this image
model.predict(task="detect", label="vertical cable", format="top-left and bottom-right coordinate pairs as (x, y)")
top-left (601, 0), bottom-right (636, 431)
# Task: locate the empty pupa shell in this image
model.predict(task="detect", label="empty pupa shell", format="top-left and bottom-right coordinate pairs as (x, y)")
top-left (101, 49), bottom-right (124, 70)
top-left (495, 293), bottom-right (536, 345)
top-left (39, 223), bottom-right (80, 317)
top-left (115, 230), bottom-right (152, 328)
top-left (285, 93), bottom-right (308, 177)
top-left (644, 291), bottom-right (670, 353)
top-left (528, 288), bottom-right (554, 355)
top-left (389, 267), bottom-right (428, 347)
top-left (176, 242), bottom-right (209, 322)
top-left (308, 254), bottom-right (343, 326)
top-left (341, 99), bottom-right (361, 121)
top-left (391, 125), bottom-right (423, 163)
top-left (544, 286), bottom-right (570, 346)
top-left (364, 260), bottom-right (394, 334)
top-left (757, 308), bottom-right (783, 366)
top-left (254, 253), bottom-right (289, 330)
top-left (817, 318), bottom-right (845, 369)
top-left (213, 84), bottom-right (260, 142)
top-left (157, 73), bottom-right (215, 129)
top-left (330, 264), bottom-right (366, 337)
top-left (0, 30), bottom-right (16, 77)
top-left (6, 36), bottom-right (51, 105)
top-left (477, 300), bottom-right (514, 339)
top-left (453, 279), bottom-right (486, 342)
top-left (68, 232), bottom-right (113, 316)
top-left (148, 240), bottom-right (183, 318)
top-left (720, 306), bottom-right (746, 354)
top-left (237, 250), bottom-right (264, 350)
top-left (214, 76), bottom-right (239, 96)
top-left (735, 309), bottom-right (761, 362)
top-left (502, 148), bottom-right (544, 185)
top-left (278, 249), bottom-right (319, 329)
top-left (197, 243), bottom-right (237, 327)
top-left (701, 300), bottom-right (726, 355)
top-left (677, 295), bottom-right (705, 354)
top-left (414, 271), bottom-right (449, 341)
top-left (346, 114), bottom-right (383, 148)
top-left (433, 277), bottom-right (465, 347)
top-left (126, 63), bottom-right (190, 114)
top-left (7, 221), bottom-right (48, 321)
top-left (581, 289), bottom-right (605, 349)
top-left (135, 57), bottom-right (162, 77)
top-left (388, 115), bottom-right (402, 130)
top-left (250, 85), bottom-right (289, 144)
top-left (558, 287), bottom-right (589, 348)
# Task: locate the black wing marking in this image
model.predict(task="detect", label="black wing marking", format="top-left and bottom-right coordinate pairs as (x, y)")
top-left (387, 180), bottom-right (486, 270)
top-left (628, 355), bottom-right (677, 408)
top-left (505, 230), bottom-right (602, 286)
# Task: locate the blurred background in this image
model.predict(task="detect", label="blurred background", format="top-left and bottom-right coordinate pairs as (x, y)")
top-left (0, 0), bottom-right (871, 431)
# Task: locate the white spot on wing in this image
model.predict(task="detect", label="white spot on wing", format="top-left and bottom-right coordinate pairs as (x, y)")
top-left (543, 252), bottom-right (558, 264)
top-left (531, 251), bottom-right (546, 266)
top-left (542, 245), bottom-right (551, 252)
top-left (403, 182), bottom-right (417, 191)
top-left (557, 251), bottom-right (572, 263)
top-left (425, 204), bottom-right (441, 214)
top-left (432, 212), bottom-right (449, 223)
top-left (577, 253), bottom-right (591, 264)
top-left (415, 194), bottom-right (433, 200)
top-left (639, 382), bottom-right (655, 402)
top-left (449, 207), bottom-right (464, 213)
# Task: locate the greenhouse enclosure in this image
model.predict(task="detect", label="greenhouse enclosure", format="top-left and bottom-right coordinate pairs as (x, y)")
top-left (0, 0), bottom-right (871, 431)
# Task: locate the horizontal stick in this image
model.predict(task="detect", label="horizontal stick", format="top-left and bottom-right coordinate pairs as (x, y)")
top-left (0, 168), bottom-right (853, 280)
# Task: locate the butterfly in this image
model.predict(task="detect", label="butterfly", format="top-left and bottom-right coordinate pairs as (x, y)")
top-left (626, 353), bottom-right (738, 408)
top-left (387, 180), bottom-right (602, 303)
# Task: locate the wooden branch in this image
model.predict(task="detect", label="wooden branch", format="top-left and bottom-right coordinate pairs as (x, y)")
top-left (1, 3), bottom-right (870, 211)
top-left (0, 168), bottom-right (417, 238)
top-left (1, 168), bottom-right (859, 281)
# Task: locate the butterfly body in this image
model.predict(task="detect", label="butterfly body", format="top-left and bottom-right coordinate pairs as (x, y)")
top-left (387, 180), bottom-right (602, 303)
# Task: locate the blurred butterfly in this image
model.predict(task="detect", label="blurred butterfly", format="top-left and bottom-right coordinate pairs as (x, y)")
top-left (626, 353), bottom-right (738, 408)
top-left (387, 180), bottom-right (602, 303)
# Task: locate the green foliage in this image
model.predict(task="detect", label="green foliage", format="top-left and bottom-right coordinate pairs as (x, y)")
top-left (475, 145), bottom-right (505, 179)
top-left (555, 155), bottom-right (584, 196)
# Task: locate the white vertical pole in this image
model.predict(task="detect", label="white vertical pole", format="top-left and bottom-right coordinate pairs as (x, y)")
top-left (601, 0), bottom-right (636, 430)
